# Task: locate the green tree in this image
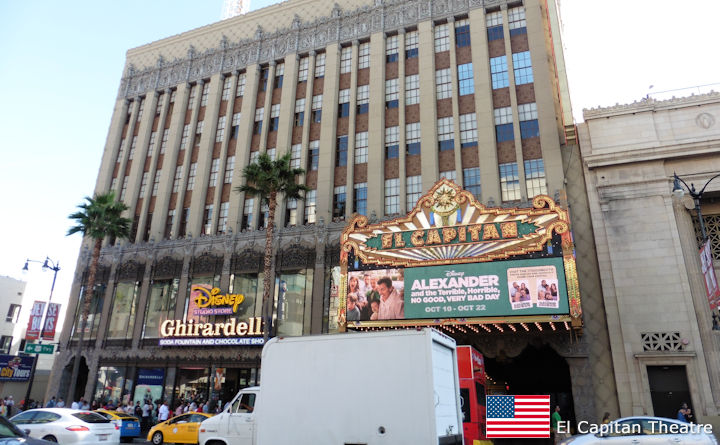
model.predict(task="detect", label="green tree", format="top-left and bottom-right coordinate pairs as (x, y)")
top-left (66, 191), bottom-right (131, 402)
top-left (237, 152), bottom-right (308, 343)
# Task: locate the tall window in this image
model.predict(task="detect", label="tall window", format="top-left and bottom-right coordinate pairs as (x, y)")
top-left (460, 113), bottom-right (478, 148)
top-left (434, 23), bottom-right (450, 52)
top-left (455, 19), bottom-right (471, 47)
top-left (106, 282), bottom-right (139, 340)
top-left (203, 205), bottom-right (213, 235)
top-left (152, 170), bottom-right (161, 196)
top-left (333, 186), bottom-right (346, 219)
top-left (143, 280), bottom-right (178, 339)
top-left (222, 76), bottom-right (232, 101)
top-left (242, 198), bottom-right (254, 230)
top-left (405, 30), bottom-right (419, 59)
top-left (463, 167), bottom-right (481, 197)
top-left (298, 57), bottom-right (309, 82)
top-left (148, 131), bottom-right (157, 157)
top-left (486, 11), bottom-right (503, 41)
top-left (224, 156), bottom-right (235, 183)
top-left (129, 136), bottom-right (137, 160)
top-left (209, 158), bottom-right (220, 186)
top-left (160, 129), bottom-right (169, 154)
top-left (436, 68), bottom-right (452, 100)
top-left (437, 117), bottom-right (454, 151)
top-left (490, 56), bottom-right (509, 89)
top-left (519, 103), bottom-right (539, 139)
top-left (290, 144), bottom-right (302, 168)
top-left (386, 35), bottom-right (399, 63)
top-left (155, 94), bottom-right (163, 115)
top-left (358, 42), bottom-right (370, 69)
top-left (5, 304), bottom-right (20, 323)
top-left (441, 170), bottom-right (457, 182)
top-left (232, 112), bottom-right (241, 139)
top-left (0, 336), bottom-right (10, 354)
top-left (118, 138), bottom-right (125, 160)
top-left (385, 126), bottom-right (399, 159)
top-left (354, 183), bottom-right (367, 215)
top-left (494, 107), bottom-right (514, 142)
top-left (274, 63), bottom-right (284, 89)
top-left (513, 51), bottom-right (534, 85)
top-left (509, 7), bottom-right (527, 36)
top-left (458, 63), bottom-right (474, 95)
top-left (187, 163), bottom-right (197, 191)
top-left (187, 84), bottom-right (197, 110)
top-left (338, 89), bottom-right (350, 117)
top-left (200, 82), bottom-right (210, 106)
top-left (385, 79), bottom-right (399, 109)
top-left (139, 172), bottom-right (149, 198)
top-left (295, 98), bottom-right (305, 126)
top-left (254, 107), bottom-right (264, 135)
top-left (195, 120), bottom-right (204, 145)
top-left (406, 122), bottom-right (421, 155)
top-left (311, 95), bottom-right (323, 123)
top-left (384, 178), bottom-right (400, 215)
top-left (314, 53), bottom-right (326, 78)
top-left (250, 151), bottom-right (259, 164)
top-left (356, 85), bottom-right (369, 114)
top-left (216, 116), bottom-right (226, 142)
top-left (165, 209), bottom-right (175, 238)
top-left (137, 98), bottom-right (144, 121)
top-left (304, 190), bottom-right (316, 224)
top-left (308, 140), bottom-right (319, 170)
top-left (336, 136), bottom-right (348, 166)
top-left (217, 202), bottom-right (229, 234)
top-left (340, 47), bottom-right (352, 74)
top-left (259, 67), bottom-right (270, 91)
top-left (405, 74), bottom-right (419, 105)
top-left (525, 159), bottom-right (547, 197)
top-left (120, 176), bottom-right (128, 200)
top-left (236, 72), bottom-right (246, 96)
top-left (355, 132), bottom-right (368, 164)
top-left (500, 162), bottom-right (521, 201)
top-left (286, 198), bottom-right (297, 226)
top-left (269, 104), bottom-right (280, 132)
top-left (266, 147), bottom-right (276, 160)
top-left (180, 124), bottom-right (190, 149)
top-left (406, 175), bottom-right (422, 210)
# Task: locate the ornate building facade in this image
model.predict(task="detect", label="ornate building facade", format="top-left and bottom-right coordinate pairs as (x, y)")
top-left (49, 0), bottom-right (618, 422)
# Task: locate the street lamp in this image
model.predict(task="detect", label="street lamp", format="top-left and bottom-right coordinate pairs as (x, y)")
top-left (21, 257), bottom-right (60, 408)
top-left (672, 172), bottom-right (720, 330)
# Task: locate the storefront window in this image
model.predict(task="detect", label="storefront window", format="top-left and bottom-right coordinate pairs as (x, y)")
top-left (70, 284), bottom-right (105, 341)
top-left (143, 279), bottom-right (179, 338)
top-left (174, 367), bottom-right (210, 406)
top-left (106, 282), bottom-right (140, 340)
top-left (133, 368), bottom-right (165, 406)
top-left (230, 273), bottom-right (264, 319)
top-left (94, 366), bottom-right (126, 406)
top-left (275, 269), bottom-right (314, 336)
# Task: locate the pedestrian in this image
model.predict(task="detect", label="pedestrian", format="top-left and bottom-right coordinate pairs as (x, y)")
top-left (551, 405), bottom-right (564, 444)
top-left (157, 401), bottom-right (169, 423)
top-left (56, 398), bottom-right (65, 408)
top-left (0, 399), bottom-right (6, 417)
top-left (46, 397), bottom-right (56, 408)
top-left (677, 403), bottom-right (689, 422)
top-left (602, 412), bottom-right (611, 424)
top-left (141, 399), bottom-right (152, 432)
top-left (5, 396), bottom-right (13, 417)
top-left (71, 399), bottom-right (80, 410)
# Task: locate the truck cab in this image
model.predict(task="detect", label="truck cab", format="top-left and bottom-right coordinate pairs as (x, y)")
top-left (456, 346), bottom-right (488, 445)
top-left (199, 387), bottom-right (259, 445)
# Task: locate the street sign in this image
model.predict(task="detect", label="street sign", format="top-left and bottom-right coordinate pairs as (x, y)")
top-left (24, 343), bottom-right (54, 354)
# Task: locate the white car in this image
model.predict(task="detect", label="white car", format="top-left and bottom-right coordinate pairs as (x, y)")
top-left (560, 416), bottom-right (718, 445)
top-left (10, 408), bottom-right (120, 445)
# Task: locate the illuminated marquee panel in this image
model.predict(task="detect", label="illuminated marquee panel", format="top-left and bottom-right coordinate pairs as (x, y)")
top-left (339, 180), bottom-right (582, 331)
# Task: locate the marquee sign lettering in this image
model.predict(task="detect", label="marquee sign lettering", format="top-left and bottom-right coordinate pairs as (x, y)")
top-left (191, 285), bottom-right (245, 315)
top-left (158, 317), bottom-right (264, 347)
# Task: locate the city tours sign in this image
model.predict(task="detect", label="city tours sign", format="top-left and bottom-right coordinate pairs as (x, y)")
top-left (339, 179), bottom-right (582, 330)
top-left (158, 284), bottom-right (264, 346)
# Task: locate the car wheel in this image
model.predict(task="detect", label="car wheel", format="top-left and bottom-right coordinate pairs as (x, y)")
top-left (42, 436), bottom-right (58, 443)
top-left (152, 431), bottom-right (164, 445)
top-left (121, 437), bottom-right (132, 443)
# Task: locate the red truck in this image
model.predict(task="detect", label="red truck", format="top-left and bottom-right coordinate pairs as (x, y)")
top-left (457, 345), bottom-right (489, 445)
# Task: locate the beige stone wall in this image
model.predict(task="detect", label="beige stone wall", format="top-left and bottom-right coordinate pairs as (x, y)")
top-left (581, 92), bottom-right (720, 418)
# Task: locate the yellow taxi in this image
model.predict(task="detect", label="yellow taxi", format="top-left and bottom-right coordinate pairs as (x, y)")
top-left (94, 409), bottom-right (141, 442)
top-left (148, 412), bottom-right (213, 445)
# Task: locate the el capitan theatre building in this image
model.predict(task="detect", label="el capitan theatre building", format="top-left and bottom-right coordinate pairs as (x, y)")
top-left (339, 180), bottom-right (595, 425)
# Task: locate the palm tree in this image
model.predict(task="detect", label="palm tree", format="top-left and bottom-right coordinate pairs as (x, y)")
top-left (66, 191), bottom-right (131, 402)
top-left (237, 152), bottom-right (308, 343)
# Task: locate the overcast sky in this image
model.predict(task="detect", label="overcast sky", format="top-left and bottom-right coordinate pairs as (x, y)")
top-left (1, 0), bottom-right (718, 336)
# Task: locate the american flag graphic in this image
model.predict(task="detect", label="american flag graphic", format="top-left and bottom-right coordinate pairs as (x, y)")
top-left (486, 395), bottom-right (550, 438)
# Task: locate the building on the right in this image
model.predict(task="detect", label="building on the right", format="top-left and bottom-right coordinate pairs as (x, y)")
top-left (579, 91), bottom-right (720, 423)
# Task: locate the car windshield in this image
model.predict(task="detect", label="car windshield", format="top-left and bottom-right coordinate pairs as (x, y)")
top-left (73, 412), bottom-right (111, 423)
top-left (0, 417), bottom-right (22, 438)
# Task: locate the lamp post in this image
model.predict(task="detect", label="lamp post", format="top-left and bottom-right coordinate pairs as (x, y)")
top-left (21, 257), bottom-right (60, 408)
top-left (672, 172), bottom-right (720, 329)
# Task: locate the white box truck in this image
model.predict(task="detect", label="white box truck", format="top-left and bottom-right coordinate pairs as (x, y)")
top-left (199, 328), bottom-right (464, 445)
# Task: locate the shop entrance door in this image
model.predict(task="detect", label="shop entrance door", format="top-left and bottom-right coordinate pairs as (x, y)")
top-left (483, 344), bottom-right (574, 445)
top-left (647, 365), bottom-right (692, 419)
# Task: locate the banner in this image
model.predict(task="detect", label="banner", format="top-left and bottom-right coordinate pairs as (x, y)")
top-left (25, 301), bottom-right (46, 340)
top-left (0, 355), bottom-right (34, 381)
top-left (700, 240), bottom-right (720, 310)
top-left (41, 303), bottom-right (61, 341)
top-left (134, 368), bottom-right (165, 405)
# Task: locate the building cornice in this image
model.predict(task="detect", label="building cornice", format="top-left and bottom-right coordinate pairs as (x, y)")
top-left (120, 0), bottom-right (507, 99)
top-left (582, 91), bottom-right (720, 120)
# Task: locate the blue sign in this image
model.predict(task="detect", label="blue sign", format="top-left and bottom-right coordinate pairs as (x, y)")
top-left (136, 368), bottom-right (165, 386)
top-left (0, 355), bottom-right (34, 382)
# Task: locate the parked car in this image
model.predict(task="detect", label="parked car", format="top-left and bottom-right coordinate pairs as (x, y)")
top-left (94, 410), bottom-right (140, 442)
top-left (148, 412), bottom-right (212, 445)
top-left (560, 416), bottom-right (718, 444)
top-left (0, 414), bottom-right (55, 444)
top-left (10, 408), bottom-right (120, 445)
